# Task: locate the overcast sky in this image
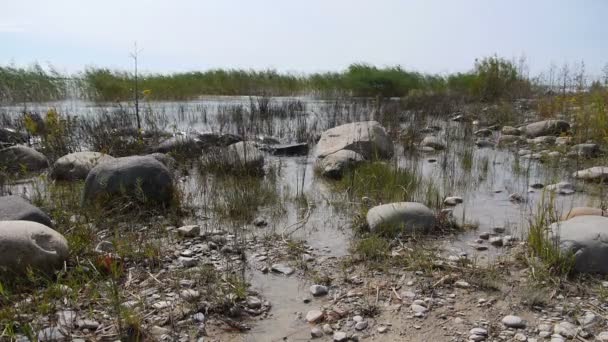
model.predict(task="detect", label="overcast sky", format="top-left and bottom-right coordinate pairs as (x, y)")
top-left (1, 0), bottom-right (607, 77)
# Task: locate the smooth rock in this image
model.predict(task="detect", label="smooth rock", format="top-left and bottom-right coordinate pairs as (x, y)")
top-left (545, 182), bottom-right (575, 195)
top-left (550, 216), bottom-right (608, 274)
top-left (561, 207), bottom-right (606, 221)
top-left (572, 166), bottom-right (608, 182)
top-left (311, 327), bottom-right (324, 338)
top-left (271, 263), bottom-right (294, 275)
top-left (521, 120), bottom-right (570, 138)
top-left (0, 220), bottom-right (68, 274)
top-left (0, 145), bottom-right (48, 173)
top-left (310, 284), bottom-right (328, 296)
top-left (315, 121), bottom-right (393, 160)
top-left (0, 195), bottom-right (53, 227)
top-left (50, 152), bottom-right (114, 181)
top-left (502, 315), bottom-right (526, 329)
top-left (366, 202), bottom-right (436, 234)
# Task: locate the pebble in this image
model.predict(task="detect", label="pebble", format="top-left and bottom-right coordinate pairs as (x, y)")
top-left (180, 289), bottom-right (200, 300)
top-left (479, 232), bottom-right (490, 239)
top-left (311, 327), bottom-right (324, 338)
top-left (76, 319), bottom-right (99, 330)
top-left (271, 263), bottom-right (294, 275)
top-left (306, 310), bottom-right (324, 323)
top-left (192, 313), bottom-right (205, 322)
top-left (489, 236), bottom-right (504, 247)
top-left (502, 315), bottom-right (526, 329)
top-left (310, 284), bottom-right (328, 296)
top-left (411, 304), bottom-right (428, 313)
top-left (355, 321), bottom-right (368, 331)
top-left (514, 332), bottom-right (527, 341)
top-left (333, 331), bottom-right (347, 341)
top-left (470, 328), bottom-right (487, 336)
top-left (323, 323), bottom-right (333, 334)
top-left (469, 334), bottom-right (486, 341)
top-left (454, 280), bottom-right (470, 288)
top-left (179, 256), bottom-right (197, 267)
top-left (377, 326), bottom-right (388, 333)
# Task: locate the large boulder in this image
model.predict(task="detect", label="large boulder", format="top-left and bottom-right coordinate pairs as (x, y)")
top-left (571, 143), bottom-right (600, 158)
top-left (550, 215), bottom-right (608, 274)
top-left (225, 141), bottom-right (265, 173)
top-left (315, 121), bottom-right (393, 160)
top-left (561, 207), bottom-right (606, 221)
top-left (572, 166), bottom-right (608, 182)
top-left (153, 135), bottom-right (202, 155)
top-left (0, 145), bottom-right (48, 173)
top-left (366, 202), bottom-right (436, 234)
top-left (520, 120), bottom-right (570, 138)
top-left (146, 153), bottom-right (176, 170)
top-left (83, 156), bottom-right (174, 205)
top-left (0, 195), bottom-right (53, 227)
top-left (317, 150), bottom-right (364, 179)
top-left (50, 152), bottom-right (114, 181)
top-left (0, 220), bottom-right (68, 274)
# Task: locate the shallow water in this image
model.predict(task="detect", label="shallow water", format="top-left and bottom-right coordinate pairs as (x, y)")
top-left (1, 97), bottom-right (602, 340)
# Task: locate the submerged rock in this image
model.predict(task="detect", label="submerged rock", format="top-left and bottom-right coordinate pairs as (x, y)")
top-left (0, 195), bottom-right (53, 227)
top-left (226, 141), bottom-right (265, 172)
top-left (520, 120), bottom-right (570, 138)
top-left (0, 127), bottom-right (27, 145)
top-left (317, 150), bottom-right (364, 179)
top-left (475, 139), bottom-right (495, 148)
top-left (0, 145), bottom-right (48, 173)
top-left (0, 220), bottom-right (69, 274)
top-left (572, 166), bottom-right (608, 182)
top-left (551, 215), bottom-right (608, 274)
top-left (195, 132), bottom-right (242, 148)
top-left (545, 182), bottom-right (575, 195)
top-left (315, 121), bottom-right (393, 160)
top-left (83, 156), bottom-right (174, 205)
top-left (153, 135), bottom-right (202, 155)
top-left (50, 152), bottom-right (114, 181)
top-left (268, 143), bottom-right (309, 156)
top-left (366, 202), bottom-right (436, 234)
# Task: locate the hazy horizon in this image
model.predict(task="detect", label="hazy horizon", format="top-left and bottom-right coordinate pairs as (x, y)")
top-left (2, 0), bottom-right (607, 78)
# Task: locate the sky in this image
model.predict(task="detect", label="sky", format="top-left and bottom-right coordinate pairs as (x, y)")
top-left (1, 0), bottom-right (607, 77)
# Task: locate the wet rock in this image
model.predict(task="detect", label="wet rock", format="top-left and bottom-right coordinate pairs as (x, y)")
top-left (444, 196), bottom-right (463, 206)
top-left (572, 143), bottom-right (599, 158)
top-left (489, 236), bottom-right (504, 247)
top-left (317, 150), bottom-right (364, 179)
top-left (246, 296), bottom-right (262, 309)
top-left (561, 207), bottom-right (606, 221)
top-left (154, 135), bottom-right (202, 155)
top-left (0, 220), bottom-right (68, 274)
top-left (0, 195), bottom-right (53, 227)
top-left (83, 156), bottom-right (174, 205)
top-left (271, 263), bottom-right (294, 275)
top-left (545, 182), bottom-right (575, 195)
top-left (420, 135), bottom-right (446, 150)
top-left (550, 216), bottom-right (608, 274)
top-left (256, 135), bottom-right (281, 145)
top-left (501, 126), bottom-right (521, 136)
top-left (509, 193), bottom-right (525, 203)
top-left (268, 143), bottom-right (309, 156)
top-left (310, 284), bottom-right (328, 296)
top-left (479, 232), bottom-right (490, 240)
top-left (311, 327), bottom-right (324, 338)
top-left (225, 141), bottom-right (265, 173)
top-left (521, 120), bottom-right (570, 138)
top-left (177, 225), bottom-right (200, 238)
top-left (252, 216), bottom-right (268, 227)
top-left (366, 202), bottom-right (436, 234)
top-left (50, 152), bottom-right (114, 181)
top-left (0, 145), bottom-right (48, 173)
top-left (306, 309), bottom-right (324, 323)
top-left (315, 121), bottom-right (394, 160)
top-left (573, 166), bottom-right (608, 182)
top-left (502, 315), bottom-right (526, 329)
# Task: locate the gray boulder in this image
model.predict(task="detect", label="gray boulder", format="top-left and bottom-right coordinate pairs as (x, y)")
top-left (0, 195), bottom-right (53, 227)
top-left (153, 135), bottom-right (202, 155)
top-left (545, 182), bottom-right (575, 195)
top-left (0, 145), bottom-right (48, 173)
top-left (315, 121), bottom-right (393, 160)
top-left (50, 152), bottom-right (114, 181)
top-left (0, 127), bottom-right (27, 145)
top-left (317, 150), bottom-right (364, 179)
top-left (366, 202), bottom-right (436, 234)
top-left (146, 153), bottom-right (176, 170)
top-left (520, 120), bottom-right (570, 138)
top-left (83, 156), bottom-right (174, 205)
top-left (551, 215), bottom-right (608, 274)
top-left (225, 141), bottom-right (265, 172)
top-left (0, 220), bottom-right (68, 274)
top-left (572, 166), bottom-right (608, 182)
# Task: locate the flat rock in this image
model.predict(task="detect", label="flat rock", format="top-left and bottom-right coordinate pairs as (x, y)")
top-left (271, 263), bottom-right (294, 275)
top-left (315, 121), bottom-right (393, 160)
top-left (306, 309), bottom-right (324, 323)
